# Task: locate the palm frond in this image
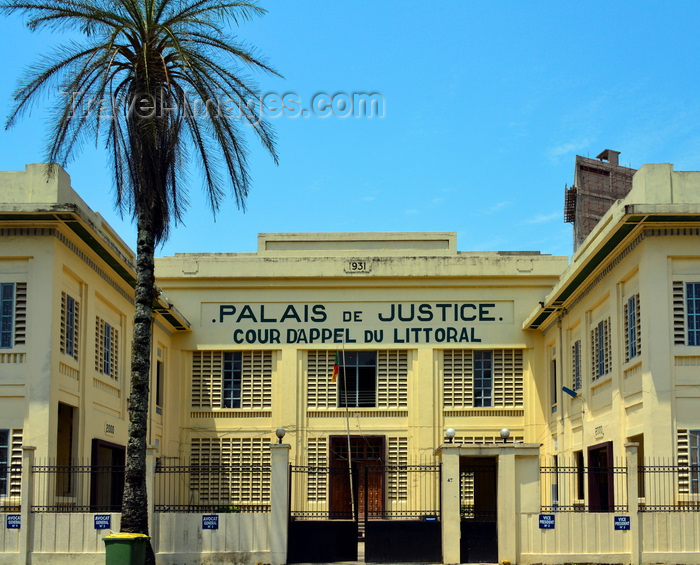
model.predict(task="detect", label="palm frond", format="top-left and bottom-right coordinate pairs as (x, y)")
top-left (3, 0), bottom-right (279, 243)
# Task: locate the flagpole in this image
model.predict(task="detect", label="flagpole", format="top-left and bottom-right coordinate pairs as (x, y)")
top-left (340, 334), bottom-right (356, 522)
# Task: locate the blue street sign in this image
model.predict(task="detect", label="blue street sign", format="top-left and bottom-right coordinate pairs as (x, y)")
top-left (539, 514), bottom-right (555, 529)
top-left (6, 515), bottom-right (20, 529)
top-left (202, 515), bottom-right (219, 530)
top-left (614, 516), bottom-right (630, 530)
top-left (94, 515), bottom-right (111, 530)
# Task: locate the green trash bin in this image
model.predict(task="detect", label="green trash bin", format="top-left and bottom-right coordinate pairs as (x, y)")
top-left (103, 532), bottom-right (149, 565)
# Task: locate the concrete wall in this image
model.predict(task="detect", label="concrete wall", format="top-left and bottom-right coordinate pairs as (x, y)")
top-left (519, 512), bottom-right (700, 565)
top-left (519, 512), bottom-right (631, 564)
top-left (154, 513), bottom-right (270, 565)
top-left (0, 512), bottom-right (271, 565)
top-left (4, 507), bottom-right (700, 564)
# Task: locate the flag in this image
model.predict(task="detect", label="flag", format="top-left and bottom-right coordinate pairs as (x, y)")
top-left (331, 351), bottom-right (340, 382)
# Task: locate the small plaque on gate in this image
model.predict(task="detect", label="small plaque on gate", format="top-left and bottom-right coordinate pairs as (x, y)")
top-left (539, 514), bottom-right (555, 529)
top-left (6, 515), bottom-right (20, 529)
top-left (202, 515), bottom-right (219, 530)
top-left (614, 516), bottom-right (630, 530)
top-left (94, 515), bottom-right (111, 529)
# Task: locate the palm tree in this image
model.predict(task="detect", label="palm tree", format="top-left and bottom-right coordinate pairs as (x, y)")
top-left (2, 0), bottom-right (278, 549)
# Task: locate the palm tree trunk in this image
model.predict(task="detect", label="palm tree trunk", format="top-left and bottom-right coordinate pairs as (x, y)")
top-left (121, 208), bottom-right (156, 563)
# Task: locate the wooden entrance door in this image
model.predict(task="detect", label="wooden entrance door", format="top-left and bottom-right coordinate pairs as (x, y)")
top-left (588, 441), bottom-right (614, 512)
top-left (329, 436), bottom-right (385, 520)
top-left (90, 439), bottom-right (125, 511)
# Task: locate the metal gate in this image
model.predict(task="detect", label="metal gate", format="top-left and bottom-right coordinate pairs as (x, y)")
top-left (460, 458), bottom-right (498, 563)
top-left (288, 462), bottom-right (442, 563)
top-left (364, 464), bottom-right (442, 563)
top-left (288, 465), bottom-right (358, 563)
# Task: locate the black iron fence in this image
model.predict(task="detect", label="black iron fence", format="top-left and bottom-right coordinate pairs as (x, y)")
top-left (6, 457), bottom-right (700, 515)
top-left (289, 464), bottom-right (440, 521)
top-left (24, 458), bottom-right (271, 513)
top-left (540, 457), bottom-right (628, 512)
top-left (32, 459), bottom-right (124, 513)
top-left (639, 461), bottom-right (700, 512)
top-left (365, 464), bottom-right (441, 521)
top-left (154, 460), bottom-right (271, 513)
top-left (290, 465), bottom-right (352, 520)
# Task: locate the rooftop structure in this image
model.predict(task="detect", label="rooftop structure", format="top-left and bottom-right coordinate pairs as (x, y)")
top-left (564, 149), bottom-right (637, 251)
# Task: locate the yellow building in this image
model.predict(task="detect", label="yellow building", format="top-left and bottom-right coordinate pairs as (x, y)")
top-left (527, 162), bottom-right (700, 508)
top-left (0, 164), bottom-right (188, 509)
top-left (154, 230), bottom-right (566, 520)
top-left (2, 157), bottom-right (700, 564)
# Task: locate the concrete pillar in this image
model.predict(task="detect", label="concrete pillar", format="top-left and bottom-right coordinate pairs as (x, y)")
top-left (497, 446), bottom-right (516, 564)
top-left (20, 445), bottom-right (36, 564)
top-left (439, 444), bottom-right (461, 564)
top-left (270, 443), bottom-right (291, 565)
top-left (625, 442), bottom-right (640, 565)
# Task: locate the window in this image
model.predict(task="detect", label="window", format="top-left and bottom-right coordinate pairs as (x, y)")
top-left (0, 430), bottom-right (21, 500)
top-left (61, 292), bottom-right (79, 360)
top-left (105, 324), bottom-right (112, 374)
top-left (223, 352), bottom-right (242, 408)
top-left (678, 429), bottom-right (700, 494)
top-left (591, 318), bottom-right (611, 381)
top-left (624, 293), bottom-right (640, 361)
top-left (443, 349), bottom-right (523, 408)
top-left (191, 351), bottom-right (272, 409)
top-left (0, 430), bottom-right (8, 496)
top-left (551, 454), bottom-right (559, 509)
top-left (473, 350), bottom-right (493, 407)
top-left (0, 283), bottom-right (26, 349)
top-left (0, 285), bottom-right (13, 349)
top-left (338, 351), bottom-right (377, 407)
top-left (688, 283), bottom-right (700, 345)
top-left (95, 317), bottom-right (119, 380)
top-left (572, 340), bottom-right (582, 391)
top-left (550, 347), bottom-right (557, 406)
top-left (307, 350), bottom-right (407, 410)
top-left (155, 359), bottom-right (164, 413)
top-left (691, 430), bottom-right (700, 494)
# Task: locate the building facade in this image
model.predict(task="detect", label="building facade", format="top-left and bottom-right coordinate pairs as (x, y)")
top-left (154, 231), bottom-right (566, 516)
top-left (0, 164), bottom-right (188, 510)
top-left (2, 157), bottom-right (700, 562)
top-left (530, 162), bottom-right (700, 505)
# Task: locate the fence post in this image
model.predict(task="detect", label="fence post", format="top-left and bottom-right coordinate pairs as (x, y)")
top-left (497, 446), bottom-right (517, 565)
top-left (146, 447), bottom-right (156, 546)
top-left (439, 444), bottom-right (461, 564)
top-left (270, 443), bottom-right (291, 565)
top-left (625, 442), bottom-right (640, 565)
top-left (19, 445), bottom-right (36, 565)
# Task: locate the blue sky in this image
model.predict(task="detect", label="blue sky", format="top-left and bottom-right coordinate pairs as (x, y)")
top-left (1, 1), bottom-right (699, 259)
